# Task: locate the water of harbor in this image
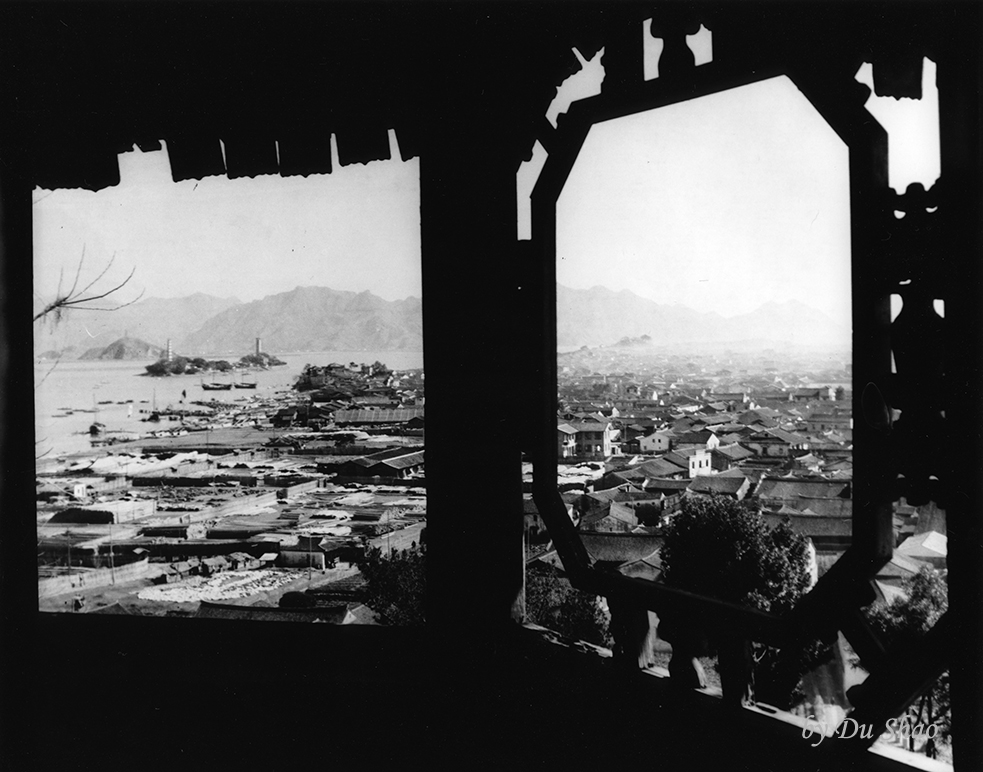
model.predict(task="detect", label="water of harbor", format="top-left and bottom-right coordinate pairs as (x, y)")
top-left (34, 350), bottom-right (424, 459)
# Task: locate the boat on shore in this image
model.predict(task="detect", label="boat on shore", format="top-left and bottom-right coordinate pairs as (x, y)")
top-left (233, 375), bottom-right (257, 389)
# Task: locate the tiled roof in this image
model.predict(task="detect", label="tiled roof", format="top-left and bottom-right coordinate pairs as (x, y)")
top-left (714, 444), bottom-right (756, 461)
top-left (756, 477), bottom-right (850, 500)
top-left (194, 601), bottom-right (351, 623)
top-left (764, 428), bottom-right (810, 444)
top-left (674, 430), bottom-right (713, 445)
top-left (581, 533), bottom-right (663, 564)
top-left (586, 487), bottom-right (661, 505)
top-left (636, 457), bottom-right (688, 477)
top-left (618, 552), bottom-right (663, 581)
top-left (687, 476), bottom-right (748, 496)
top-left (763, 513), bottom-right (852, 538)
top-left (333, 408), bottom-right (425, 424)
top-left (897, 531), bottom-right (947, 559)
top-left (784, 497), bottom-right (852, 517)
top-left (642, 478), bottom-right (691, 493)
top-left (378, 451), bottom-right (425, 470)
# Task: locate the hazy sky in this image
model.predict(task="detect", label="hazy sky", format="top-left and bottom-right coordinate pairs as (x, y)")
top-left (33, 132), bottom-right (422, 305)
top-left (520, 52), bottom-right (939, 325)
top-left (554, 74), bottom-right (852, 322)
top-left (34, 49), bottom-right (937, 326)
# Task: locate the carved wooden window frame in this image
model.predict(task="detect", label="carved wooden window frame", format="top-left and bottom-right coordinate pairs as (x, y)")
top-left (524, 15), bottom-right (950, 749)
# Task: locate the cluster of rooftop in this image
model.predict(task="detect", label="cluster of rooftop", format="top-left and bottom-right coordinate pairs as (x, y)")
top-left (35, 362), bottom-right (426, 621)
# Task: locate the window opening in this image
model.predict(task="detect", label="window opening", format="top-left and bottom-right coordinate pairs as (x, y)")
top-left (642, 20), bottom-right (665, 81)
top-left (855, 58), bottom-right (940, 194)
top-left (891, 294), bottom-right (904, 322)
top-left (517, 141), bottom-right (548, 242)
top-left (520, 49), bottom-right (605, 240)
top-left (34, 137), bottom-right (426, 624)
top-left (551, 74), bottom-right (860, 716)
top-left (685, 24), bottom-right (713, 67)
top-left (545, 48), bottom-right (605, 129)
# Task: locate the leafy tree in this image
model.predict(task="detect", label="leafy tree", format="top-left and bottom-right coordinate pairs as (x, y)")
top-left (660, 496), bottom-right (810, 613)
top-left (861, 567), bottom-right (950, 758)
top-left (659, 495), bottom-right (827, 707)
top-left (359, 541), bottom-right (426, 626)
top-left (144, 359), bottom-right (169, 376)
top-left (525, 563), bottom-right (612, 648)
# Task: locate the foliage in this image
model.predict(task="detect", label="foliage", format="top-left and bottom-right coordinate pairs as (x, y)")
top-left (145, 356), bottom-right (188, 376)
top-left (525, 564), bottom-right (612, 648)
top-left (359, 540), bottom-right (426, 626)
top-left (660, 495), bottom-right (824, 708)
top-left (861, 567), bottom-right (950, 757)
top-left (145, 356), bottom-right (241, 376)
top-left (279, 590), bottom-right (316, 608)
top-left (660, 496), bottom-right (811, 614)
top-left (239, 352), bottom-right (286, 367)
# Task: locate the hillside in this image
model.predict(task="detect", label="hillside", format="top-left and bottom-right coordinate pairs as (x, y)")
top-left (557, 285), bottom-right (850, 350)
top-left (79, 336), bottom-right (165, 361)
top-left (33, 293), bottom-right (242, 358)
top-left (179, 286), bottom-right (423, 355)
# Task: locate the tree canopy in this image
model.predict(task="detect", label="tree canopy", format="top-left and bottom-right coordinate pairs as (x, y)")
top-left (659, 495), bottom-right (824, 707)
top-left (862, 567), bottom-right (950, 757)
top-left (359, 541), bottom-right (426, 626)
top-left (525, 564), bottom-right (612, 648)
top-left (660, 495), bottom-right (811, 614)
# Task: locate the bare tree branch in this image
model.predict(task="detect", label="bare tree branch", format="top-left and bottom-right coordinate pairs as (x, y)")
top-left (35, 355), bottom-right (61, 389)
top-left (65, 245), bottom-right (86, 302)
top-left (33, 250), bottom-right (141, 323)
top-left (74, 250), bottom-right (115, 299)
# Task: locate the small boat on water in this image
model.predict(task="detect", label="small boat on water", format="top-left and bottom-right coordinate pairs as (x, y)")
top-left (202, 382), bottom-right (232, 391)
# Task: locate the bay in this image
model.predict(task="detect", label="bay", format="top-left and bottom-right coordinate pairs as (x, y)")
top-left (34, 350), bottom-right (424, 459)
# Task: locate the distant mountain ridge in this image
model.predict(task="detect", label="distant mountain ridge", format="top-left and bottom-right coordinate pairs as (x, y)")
top-left (35, 283), bottom-right (841, 360)
top-left (178, 286), bottom-right (423, 355)
top-left (557, 285), bottom-right (850, 350)
top-left (34, 287), bottom-right (423, 358)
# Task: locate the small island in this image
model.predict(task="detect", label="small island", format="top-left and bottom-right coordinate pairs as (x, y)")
top-left (81, 336), bottom-right (165, 361)
top-left (144, 351), bottom-right (286, 377)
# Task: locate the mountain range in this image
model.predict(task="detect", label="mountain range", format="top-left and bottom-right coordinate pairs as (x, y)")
top-left (556, 285), bottom-right (850, 350)
top-left (35, 286), bottom-right (423, 357)
top-left (34, 292), bottom-right (241, 358)
top-left (181, 287), bottom-right (422, 354)
top-left (34, 284), bottom-right (847, 358)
